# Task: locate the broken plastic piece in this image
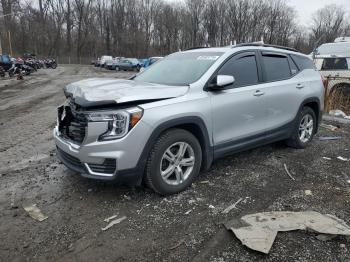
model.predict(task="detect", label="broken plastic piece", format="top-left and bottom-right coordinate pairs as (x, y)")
top-left (104, 214), bottom-right (118, 223)
top-left (337, 156), bottom-right (350, 161)
top-left (319, 136), bottom-right (342, 141)
top-left (226, 211), bottom-right (350, 254)
top-left (101, 216), bottom-right (127, 231)
top-left (23, 204), bottom-right (48, 222)
top-left (283, 164), bottom-right (295, 181)
top-left (222, 198), bottom-right (243, 214)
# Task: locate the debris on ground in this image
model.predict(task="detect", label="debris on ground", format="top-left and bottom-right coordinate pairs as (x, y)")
top-left (305, 190), bottom-right (312, 196)
top-left (184, 209), bottom-right (192, 215)
top-left (225, 211), bottom-right (350, 254)
top-left (283, 164), bottom-right (295, 181)
top-left (222, 198), bottom-right (243, 214)
top-left (23, 204), bottom-right (48, 222)
top-left (319, 136), bottom-right (342, 141)
top-left (322, 157), bottom-right (332, 160)
top-left (101, 216), bottom-right (127, 231)
top-left (337, 156), bottom-right (350, 162)
top-left (200, 180), bottom-right (214, 186)
top-left (208, 205), bottom-right (215, 209)
top-left (329, 110), bottom-right (347, 118)
top-left (169, 238), bottom-right (185, 250)
top-left (320, 123), bottom-right (341, 132)
top-left (103, 214), bottom-right (118, 223)
top-left (316, 234), bottom-right (337, 241)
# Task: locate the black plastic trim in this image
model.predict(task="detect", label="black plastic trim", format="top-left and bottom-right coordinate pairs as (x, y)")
top-left (213, 121), bottom-right (294, 159)
top-left (136, 116), bottom-right (213, 172)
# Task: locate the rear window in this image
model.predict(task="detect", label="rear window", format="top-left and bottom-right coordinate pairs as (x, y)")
top-left (291, 55), bottom-right (314, 70)
top-left (321, 58), bottom-right (348, 70)
top-left (262, 54), bottom-right (291, 82)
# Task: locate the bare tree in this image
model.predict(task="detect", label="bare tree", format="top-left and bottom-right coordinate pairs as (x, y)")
top-left (1, 0), bottom-right (347, 61)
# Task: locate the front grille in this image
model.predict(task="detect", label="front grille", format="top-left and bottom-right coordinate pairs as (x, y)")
top-left (56, 147), bottom-right (84, 170)
top-left (88, 159), bottom-right (116, 174)
top-left (58, 101), bottom-right (87, 144)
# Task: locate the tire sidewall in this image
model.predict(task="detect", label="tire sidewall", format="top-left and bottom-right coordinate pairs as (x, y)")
top-left (148, 130), bottom-right (202, 195)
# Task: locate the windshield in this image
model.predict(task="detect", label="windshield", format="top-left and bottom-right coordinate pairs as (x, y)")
top-left (134, 52), bottom-right (223, 85)
top-left (129, 58), bottom-right (139, 63)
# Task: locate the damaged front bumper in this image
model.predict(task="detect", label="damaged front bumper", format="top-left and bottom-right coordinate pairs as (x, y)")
top-left (53, 118), bottom-right (151, 183)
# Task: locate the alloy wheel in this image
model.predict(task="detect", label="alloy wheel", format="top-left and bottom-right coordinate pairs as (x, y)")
top-left (299, 114), bottom-right (314, 143)
top-left (160, 142), bottom-right (195, 186)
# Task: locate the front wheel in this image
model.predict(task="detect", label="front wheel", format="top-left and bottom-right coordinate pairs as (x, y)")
top-left (145, 129), bottom-right (202, 195)
top-left (286, 106), bottom-right (316, 149)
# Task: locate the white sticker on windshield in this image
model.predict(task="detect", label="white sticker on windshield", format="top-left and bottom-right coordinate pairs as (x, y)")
top-left (197, 56), bottom-right (220, 61)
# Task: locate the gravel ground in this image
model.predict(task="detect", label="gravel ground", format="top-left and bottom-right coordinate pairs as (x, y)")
top-left (0, 65), bottom-right (349, 262)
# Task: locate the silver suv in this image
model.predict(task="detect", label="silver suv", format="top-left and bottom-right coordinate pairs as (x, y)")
top-left (54, 44), bottom-right (324, 195)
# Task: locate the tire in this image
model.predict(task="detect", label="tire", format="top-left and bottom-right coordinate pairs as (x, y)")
top-left (51, 63), bottom-right (57, 69)
top-left (145, 129), bottom-right (202, 195)
top-left (286, 106), bottom-right (316, 149)
top-left (115, 66), bottom-right (120, 71)
top-left (136, 65), bottom-right (141, 72)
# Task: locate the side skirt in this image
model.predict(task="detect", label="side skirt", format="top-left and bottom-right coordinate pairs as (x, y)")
top-left (213, 121), bottom-right (295, 160)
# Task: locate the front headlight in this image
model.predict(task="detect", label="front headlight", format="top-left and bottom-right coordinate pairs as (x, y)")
top-left (87, 107), bottom-right (143, 141)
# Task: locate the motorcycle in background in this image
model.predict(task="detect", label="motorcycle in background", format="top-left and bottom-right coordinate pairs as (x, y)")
top-left (44, 58), bottom-right (57, 69)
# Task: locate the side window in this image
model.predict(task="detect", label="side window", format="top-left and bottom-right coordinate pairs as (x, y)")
top-left (291, 55), bottom-right (314, 70)
top-left (217, 53), bottom-right (259, 88)
top-left (288, 56), bottom-right (299, 75)
top-left (321, 58), bottom-right (348, 70)
top-left (262, 54), bottom-right (291, 81)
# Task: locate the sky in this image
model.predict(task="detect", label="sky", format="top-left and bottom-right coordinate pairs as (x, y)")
top-left (287, 0), bottom-right (350, 27)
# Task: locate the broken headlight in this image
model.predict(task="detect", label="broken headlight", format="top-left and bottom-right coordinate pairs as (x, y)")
top-left (87, 107), bottom-right (143, 141)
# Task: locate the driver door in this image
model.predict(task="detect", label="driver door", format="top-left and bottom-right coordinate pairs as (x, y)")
top-left (210, 52), bottom-right (268, 148)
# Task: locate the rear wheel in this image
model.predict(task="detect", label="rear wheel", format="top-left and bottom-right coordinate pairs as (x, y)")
top-left (286, 106), bottom-right (316, 149)
top-left (145, 129), bottom-right (202, 195)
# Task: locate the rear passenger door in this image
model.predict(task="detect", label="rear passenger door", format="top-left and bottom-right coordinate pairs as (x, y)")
top-left (257, 52), bottom-right (304, 129)
top-left (210, 51), bottom-right (269, 146)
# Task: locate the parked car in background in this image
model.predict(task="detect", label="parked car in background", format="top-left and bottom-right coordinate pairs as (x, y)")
top-left (99, 55), bottom-right (113, 68)
top-left (55, 44), bottom-right (323, 195)
top-left (116, 58), bottom-right (143, 71)
top-left (94, 58), bottom-right (101, 67)
top-left (0, 54), bottom-right (13, 71)
top-left (313, 37), bottom-right (350, 95)
top-left (142, 56), bottom-right (163, 68)
top-left (105, 57), bottom-right (124, 70)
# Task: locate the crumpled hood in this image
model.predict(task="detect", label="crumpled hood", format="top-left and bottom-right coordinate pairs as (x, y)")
top-left (64, 78), bottom-right (189, 107)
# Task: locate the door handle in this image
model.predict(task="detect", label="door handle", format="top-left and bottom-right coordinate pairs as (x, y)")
top-left (253, 90), bottom-right (265, 97)
top-left (296, 83), bottom-right (304, 89)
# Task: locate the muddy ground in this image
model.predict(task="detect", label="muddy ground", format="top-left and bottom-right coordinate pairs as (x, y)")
top-left (0, 65), bottom-right (350, 262)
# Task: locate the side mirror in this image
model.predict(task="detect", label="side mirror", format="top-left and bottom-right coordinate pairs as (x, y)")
top-left (209, 75), bottom-right (235, 90)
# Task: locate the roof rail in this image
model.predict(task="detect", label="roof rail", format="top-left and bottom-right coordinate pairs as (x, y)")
top-left (184, 46), bottom-right (208, 51)
top-left (234, 43), bottom-right (299, 53)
